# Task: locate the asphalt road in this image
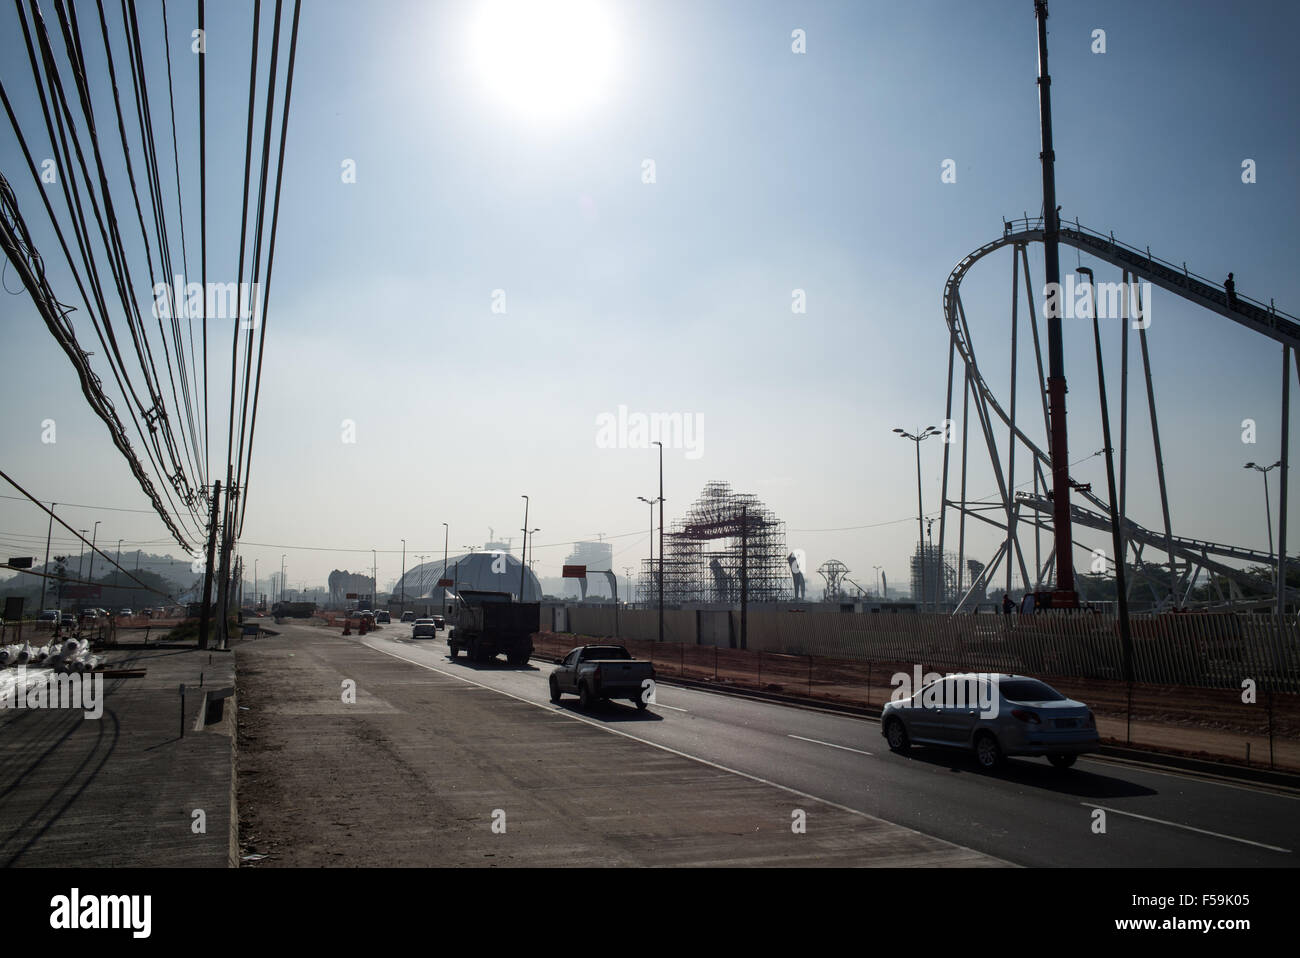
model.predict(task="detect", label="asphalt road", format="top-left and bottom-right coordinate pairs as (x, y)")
top-left (359, 626), bottom-right (1299, 867)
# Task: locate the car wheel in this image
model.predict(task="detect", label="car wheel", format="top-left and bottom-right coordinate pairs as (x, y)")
top-left (1048, 753), bottom-right (1077, 769)
top-left (579, 683), bottom-right (594, 711)
top-left (885, 717), bottom-right (910, 753)
top-left (549, 676), bottom-right (561, 703)
top-left (974, 732), bottom-right (1004, 770)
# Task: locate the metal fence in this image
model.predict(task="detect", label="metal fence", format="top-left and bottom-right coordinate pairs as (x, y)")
top-left (558, 608), bottom-right (1300, 694)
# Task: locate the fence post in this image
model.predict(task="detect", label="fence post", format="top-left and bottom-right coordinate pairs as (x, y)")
top-left (808, 655), bottom-right (812, 697)
top-left (714, 646), bottom-right (718, 682)
top-left (757, 650), bottom-right (762, 687)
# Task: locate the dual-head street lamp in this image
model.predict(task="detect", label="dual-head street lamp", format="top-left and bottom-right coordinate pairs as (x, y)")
top-left (1245, 461), bottom-right (1282, 558)
top-left (894, 426), bottom-right (940, 610)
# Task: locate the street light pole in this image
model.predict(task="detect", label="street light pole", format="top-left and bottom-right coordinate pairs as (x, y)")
top-left (894, 426), bottom-right (939, 610)
top-left (519, 496), bottom-right (530, 600)
top-left (280, 554), bottom-right (286, 605)
top-left (87, 521), bottom-right (101, 586)
top-left (442, 523), bottom-right (449, 611)
top-left (401, 539), bottom-right (406, 610)
top-left (653, 440), bottom-right (664, 643)
top-left (637, 496), bottom-right (654, 608)
top-left (1245, 461), bottom-right (1281, 562)
top-left (39, 502), bottom-right (56, 612)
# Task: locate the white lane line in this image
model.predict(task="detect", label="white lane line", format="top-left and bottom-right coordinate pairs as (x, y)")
top-left (1080, 803), bottom-right (1292, 854)
top-left (360, 636), bottom-right (1013, 866)
top-left (654, 702), bottom-right (688, 712)
top-left (788, 733), bottom-right (872, 756)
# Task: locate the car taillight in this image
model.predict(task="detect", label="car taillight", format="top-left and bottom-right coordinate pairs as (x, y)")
top-left (1011, 708), bottom-right (1041, 724)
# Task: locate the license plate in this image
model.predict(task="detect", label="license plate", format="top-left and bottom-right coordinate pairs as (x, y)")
top-left (1054, 718), bottom-right (1079, 729)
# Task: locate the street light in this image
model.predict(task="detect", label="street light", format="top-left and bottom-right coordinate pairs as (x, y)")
top-left (637, 496), bottom-right (655, 608)
top-left (87, 521), bottom-right (101, 584)
top-left (39, 502), bottom-right (56, 612)
top-left (652, 440), bottom-right (664, 643)
top-left (401, 539), bottom-right (406, 609)
top-left (519, 496), bottom-right (530, 600)
top-left (280, 554), bottom-right (286, 605)
top-left (894, 426), bottom-right (941, 610)
top-left (526, 527), bottom-right (540, 570)
top-left (1245, 461), bottom-right (1282, 560)
top-left (442, 523), bottom-right (449, 612)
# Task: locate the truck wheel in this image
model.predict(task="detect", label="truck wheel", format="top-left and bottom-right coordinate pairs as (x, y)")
top-left (448, 644), bottom-right (458, 659)
top-left (579, 683), bottom-right (594, 711)
top-left (468, 639), bottom-right (480, 662)
top-left (549, 676), bottom-right (561, 703)
top-left (635, 695), bottom-right (648, 711)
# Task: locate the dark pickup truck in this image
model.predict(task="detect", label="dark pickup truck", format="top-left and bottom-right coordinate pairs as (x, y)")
top-left (447, 590), bottom-right (538, 665)
top-left (549, 644), bottom-right (656, 710)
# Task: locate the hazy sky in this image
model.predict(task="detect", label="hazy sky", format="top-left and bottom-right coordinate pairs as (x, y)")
top-left (2, 0), bottom-right (1298, 599)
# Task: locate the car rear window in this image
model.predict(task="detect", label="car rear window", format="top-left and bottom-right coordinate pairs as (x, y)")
top-left (585, 646), bottom-right (631, 660)
top-left (998, 679), bottom-right (1065, 702)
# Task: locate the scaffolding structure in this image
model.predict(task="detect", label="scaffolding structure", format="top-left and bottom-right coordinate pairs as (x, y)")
top-left (641, 481), bottom-right (790, 605)
top-left (910, 543), bottom-right (958, 606)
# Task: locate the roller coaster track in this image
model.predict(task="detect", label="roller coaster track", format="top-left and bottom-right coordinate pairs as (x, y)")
top-left (940, 217), bottom-right (1298, 610)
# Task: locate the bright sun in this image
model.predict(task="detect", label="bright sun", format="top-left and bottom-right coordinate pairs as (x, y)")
top-left (469, 0), bottom-right (618, 124)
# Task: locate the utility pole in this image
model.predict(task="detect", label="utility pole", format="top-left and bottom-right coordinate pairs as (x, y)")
top-left (442, 523), bottom-right (449, 610)
top-left (199, 481), bottom-right (221, 650)
top-left (214, 484), bottom-right (237, 648)
top-left (1035, 0), bottom-right (1077, 605)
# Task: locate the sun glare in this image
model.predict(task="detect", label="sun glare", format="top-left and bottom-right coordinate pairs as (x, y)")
top-left (468, 0), bottom-right (618, 124)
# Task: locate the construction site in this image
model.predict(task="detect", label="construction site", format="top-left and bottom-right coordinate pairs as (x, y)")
top-left (640, 481), bottom-right (791, 605)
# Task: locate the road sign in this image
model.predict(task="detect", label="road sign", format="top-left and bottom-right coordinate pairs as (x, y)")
top-left (346, 593), bottom-right (358, 599)
top-left (562, 565), bottom-right (587, 578)
top-left (437, 578), bottom-right (453, 588)
top-left (6, 557), bottom-right (33, 569)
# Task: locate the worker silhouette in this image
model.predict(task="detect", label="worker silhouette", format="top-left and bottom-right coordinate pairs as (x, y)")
top-left (1002, 593), bottom-right (1014, 615)
top-left (1225, 272), bottom-right (1237, 310)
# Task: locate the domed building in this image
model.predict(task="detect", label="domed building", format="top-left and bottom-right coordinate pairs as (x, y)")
top-left (392, 551), bottom-right (542, 613)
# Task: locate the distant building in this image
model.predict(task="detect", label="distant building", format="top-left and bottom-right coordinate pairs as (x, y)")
top-left (563, 541), bottom-right (614, 599)
top-left (328, 570), bottom-right (376, 606)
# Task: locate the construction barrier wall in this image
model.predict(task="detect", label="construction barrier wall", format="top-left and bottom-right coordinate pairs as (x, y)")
top-left (557, 608), bottom-right (1300, 694)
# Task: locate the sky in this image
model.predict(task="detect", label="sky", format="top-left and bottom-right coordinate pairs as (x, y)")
top-left (1, 0), bottom-right (1298, 601)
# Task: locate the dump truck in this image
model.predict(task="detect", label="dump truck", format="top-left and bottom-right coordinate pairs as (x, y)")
top-left (447, 590), bottom-right (538, 665)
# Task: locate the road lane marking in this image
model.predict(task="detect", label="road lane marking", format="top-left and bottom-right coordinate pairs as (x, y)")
top-left (359, 635), bottom-right (1013, 866)
top-left (655, 703), bottom-right (688, 712)
top-left (1079, 803), bottom-right (1292, 853)
top-left (788, 734), bottom-right (872, 756)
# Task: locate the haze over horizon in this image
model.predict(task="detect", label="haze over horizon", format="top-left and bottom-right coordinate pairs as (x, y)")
top-left (3, 0), bottom-right (1298, 600)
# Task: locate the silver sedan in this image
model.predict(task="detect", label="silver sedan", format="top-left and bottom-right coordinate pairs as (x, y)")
top-left (411, 618), bottom-right (437, 639)
top-left (881, 673), bottom-right (1099, 770)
